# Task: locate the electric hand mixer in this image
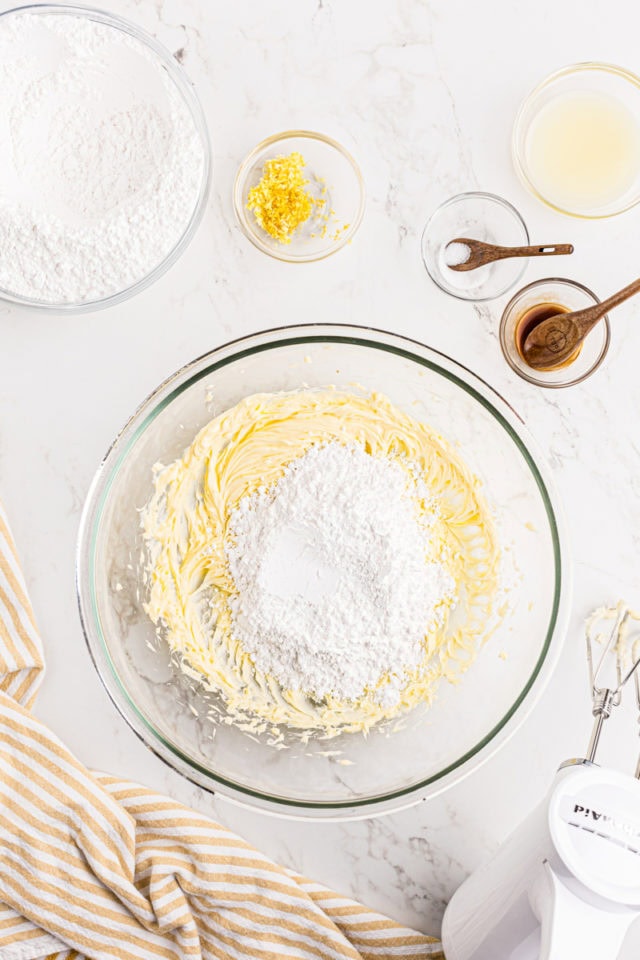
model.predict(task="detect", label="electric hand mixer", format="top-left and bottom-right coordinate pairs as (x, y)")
top-left (442, 604), bottom-right (640, 960)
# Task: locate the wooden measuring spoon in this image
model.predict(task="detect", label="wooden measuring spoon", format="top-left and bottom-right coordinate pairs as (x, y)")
top-left (522, 276), bottom-right (640, 370)
top-left (445, 238), bottom-right (574, 272)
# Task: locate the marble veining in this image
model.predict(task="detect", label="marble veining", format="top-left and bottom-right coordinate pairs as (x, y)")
top-left (3, 0), bottom-right (640, 954)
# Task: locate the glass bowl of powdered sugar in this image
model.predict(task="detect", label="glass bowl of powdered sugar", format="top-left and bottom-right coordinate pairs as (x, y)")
top-left (0, 4), bottom-right (210, 312)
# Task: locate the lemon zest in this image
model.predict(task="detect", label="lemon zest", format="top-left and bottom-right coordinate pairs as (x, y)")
top-left (246, 152), bottom-right (322, 244)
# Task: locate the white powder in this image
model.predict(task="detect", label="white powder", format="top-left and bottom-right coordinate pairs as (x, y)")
top-left (0, 12), bottom-right (205, 304)
top-left (225, 443), bottom-right (456, 704)
top-left (444, 241), bottom-right (471, 266)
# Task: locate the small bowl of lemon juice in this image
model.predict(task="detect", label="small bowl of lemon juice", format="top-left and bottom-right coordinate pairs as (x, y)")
top-left (513, 63), bottom-right (640, 219)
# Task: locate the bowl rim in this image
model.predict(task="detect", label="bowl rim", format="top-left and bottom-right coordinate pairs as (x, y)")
top-left (421, 191), bottom-right (530, 301)
top-left (0, 2), bottom-right (212, 313)
top-left (512, 61), bottom-right (640, 220)
top-left (76, 323), bottom-right (571, 820)
top-left (232, 129), bottom-right (366, 262)
top-left (499, 277), bottom-right (612, 388)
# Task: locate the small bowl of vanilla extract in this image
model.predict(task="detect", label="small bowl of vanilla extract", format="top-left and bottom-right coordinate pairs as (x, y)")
top-left (499, 277), bottom-right (611, 387)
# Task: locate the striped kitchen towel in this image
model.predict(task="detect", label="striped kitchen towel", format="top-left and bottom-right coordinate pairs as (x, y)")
top-left (0, 500), bottom-right (442, 960)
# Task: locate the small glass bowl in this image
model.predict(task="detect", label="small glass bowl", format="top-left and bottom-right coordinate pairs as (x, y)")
top-left (233, 130), bottom-right (365, 262)
top-left (421, 192), bottom-right (529, 301)
top-left (513, 62), bottom-right (640, 219)
top-left (0, 4), bottom-right (211, 314)
top-left (500, 278), bottom-right (611, 388)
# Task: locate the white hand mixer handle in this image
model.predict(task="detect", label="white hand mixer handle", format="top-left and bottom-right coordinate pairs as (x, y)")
top-left (531, 861), bottom-right (636, 960)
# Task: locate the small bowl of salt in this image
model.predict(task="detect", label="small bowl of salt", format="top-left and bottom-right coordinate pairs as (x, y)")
top-left (421, 192), bottom-right (529, 301)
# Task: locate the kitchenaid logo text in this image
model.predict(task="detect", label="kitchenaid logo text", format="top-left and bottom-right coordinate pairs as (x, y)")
top-left (572, 803), bottom-right (640, 841)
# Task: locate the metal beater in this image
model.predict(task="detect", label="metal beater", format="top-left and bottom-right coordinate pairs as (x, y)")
top-left (585, 602), bottom-right (640, 764)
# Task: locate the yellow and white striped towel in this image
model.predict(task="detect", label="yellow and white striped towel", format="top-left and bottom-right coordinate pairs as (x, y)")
top-left (0, 501), bottom-right (442, 960)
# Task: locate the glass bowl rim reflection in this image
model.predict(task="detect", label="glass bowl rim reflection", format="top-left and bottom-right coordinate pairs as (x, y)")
top-left (77, 323), bottom-right (570, 819)
top-left (232, 129), bottom-right (366, 262)
top-left (0, 2), bottom-right (212, 314)
top-left (421, 191), bottom-right (530, 301)
top-left (499, 277), bottom-right (611, 388)
top-left (512, 61), bottom-right (640, 219)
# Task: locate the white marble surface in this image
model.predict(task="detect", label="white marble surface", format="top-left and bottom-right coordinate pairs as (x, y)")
top-left (3, 0), bottom-right (640, 952)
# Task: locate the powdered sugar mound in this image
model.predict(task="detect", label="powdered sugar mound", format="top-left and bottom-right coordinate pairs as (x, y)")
top-left (226, 443), bottom-right (456, 702)
top-left (0, 12), bottom-right (205, 303)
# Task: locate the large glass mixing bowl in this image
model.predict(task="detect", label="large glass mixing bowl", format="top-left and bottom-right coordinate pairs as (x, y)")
top-left (77, 325), bottom-right (570, 819)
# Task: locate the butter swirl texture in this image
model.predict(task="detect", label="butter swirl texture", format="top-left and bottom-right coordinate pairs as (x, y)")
top-left (142, 390), bottom-right (500, 737)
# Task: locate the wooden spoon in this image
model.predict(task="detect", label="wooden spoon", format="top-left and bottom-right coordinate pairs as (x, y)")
top-left (445, 238), bottom-right (574, 272)
top-left (522, 276), bottom-right (640, 370)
